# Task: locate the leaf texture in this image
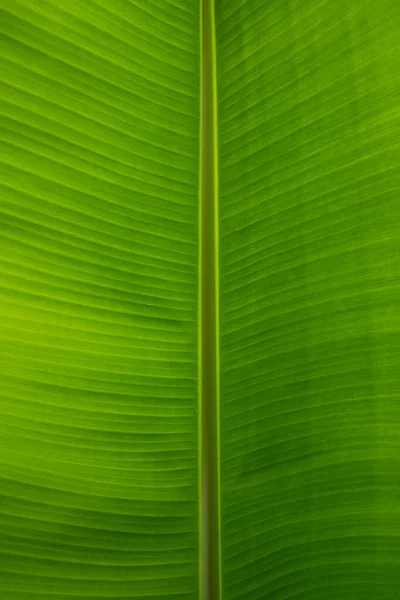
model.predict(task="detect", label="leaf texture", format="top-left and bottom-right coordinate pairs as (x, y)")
top-left (0, 1), bottom-right (200, 598)
top-left (216, 1), bottom-right (400, 598)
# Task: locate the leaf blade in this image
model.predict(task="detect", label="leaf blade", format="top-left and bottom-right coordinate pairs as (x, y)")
top-left (216, 0), bottom-right (400, 598)
top-left (0, 1), bottom-right (200, 597)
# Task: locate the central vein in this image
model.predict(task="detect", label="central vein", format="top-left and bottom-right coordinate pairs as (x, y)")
top-left (200, 0), bottom-right (221, 598)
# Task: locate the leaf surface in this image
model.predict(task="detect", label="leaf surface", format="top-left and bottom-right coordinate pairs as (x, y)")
top-left (0, 1), bottom-right (201, 598)
top-left (216, 1), bottom-right (400, 598)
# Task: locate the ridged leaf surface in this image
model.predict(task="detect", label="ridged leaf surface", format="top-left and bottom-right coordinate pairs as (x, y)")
top-left (216, 1), bottom-right (400, 598)
top-left (0, 1), bottom-right (200, 598)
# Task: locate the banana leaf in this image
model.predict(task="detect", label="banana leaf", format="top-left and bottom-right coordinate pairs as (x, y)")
top-left (1, 1), bottom-right (399, 599)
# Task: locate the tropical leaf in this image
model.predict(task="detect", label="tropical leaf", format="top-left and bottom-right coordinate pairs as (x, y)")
top-left (1, 0), bottom-right (400, 599)
top-left (0, 1), bottom-right (200, 598)
top-left (216, 0), bottom-right (400, 599)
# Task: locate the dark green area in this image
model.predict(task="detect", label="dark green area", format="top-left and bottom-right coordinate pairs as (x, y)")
top-left (216, 0), bottom-right (400, 598)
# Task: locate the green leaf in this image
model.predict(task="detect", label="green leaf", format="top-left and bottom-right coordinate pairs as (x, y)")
top-left (216, 0), bottom-right (400, 598)
top-left (1, 1), bottom-right (400, 599)
top-left (0, 1), bottom-right (201, 598)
